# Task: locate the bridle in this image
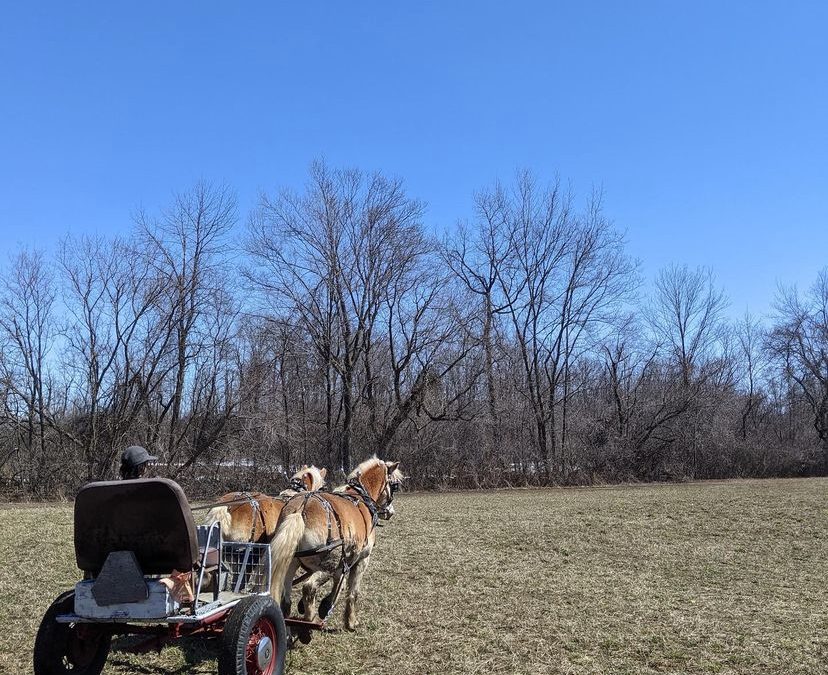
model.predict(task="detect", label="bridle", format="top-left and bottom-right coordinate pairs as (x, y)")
top-left (381, 478), bottom-right (401, 519)
top-left (346, 471), bottom-right (400, 524)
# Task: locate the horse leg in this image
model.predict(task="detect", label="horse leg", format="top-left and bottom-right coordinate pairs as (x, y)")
top-left (344, 555), bottom-right (370, 631)
top-left (316, 569), bottom-right (345, 621)
top-left (300, 571), bottom-right (328, 622)
top-left (280, 559), bottom-right (300, 616)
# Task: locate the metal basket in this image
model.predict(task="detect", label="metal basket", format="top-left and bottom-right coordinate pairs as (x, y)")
top-left (222, 542), bottom-right (272, 595)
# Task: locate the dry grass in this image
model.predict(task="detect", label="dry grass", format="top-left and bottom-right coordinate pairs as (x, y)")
top-left (2, 478), bottom-right (827, 674)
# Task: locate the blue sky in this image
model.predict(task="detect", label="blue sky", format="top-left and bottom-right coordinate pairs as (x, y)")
top-left (1, 2), bottom-right (826, 319)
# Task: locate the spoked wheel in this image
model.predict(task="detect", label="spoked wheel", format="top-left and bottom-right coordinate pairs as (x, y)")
top-left (219, 596), bottom-right (286, 675)
top-left (33, 590), bottom-right (111, 675)
top-left (246, 615), bottom-right (277, 674)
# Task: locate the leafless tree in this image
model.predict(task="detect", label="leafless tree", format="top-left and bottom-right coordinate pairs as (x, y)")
top-left (465, 172), bottom-right (635, 479)
top-left (443, 189), bottom-right (514, 475)
top-left (734, 312), bottom-right (769, 440)
top-left (136, 182), bottom-right (238, 467)
top-left (248, 162), bottom-right (436, 472)
top-left (0, 249), bottom-right (57, 494)
top-left (644, 264), bottom-right (729, 477)
top-left (768, 270), bottom-right (828, 473)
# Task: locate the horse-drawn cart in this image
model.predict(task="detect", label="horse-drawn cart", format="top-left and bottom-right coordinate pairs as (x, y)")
top-left (33, 478), bottom-right (321, 675)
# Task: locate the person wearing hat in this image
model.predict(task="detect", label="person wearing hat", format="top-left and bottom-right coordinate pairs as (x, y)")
top-left (120, 445), bottom-right (157, 480)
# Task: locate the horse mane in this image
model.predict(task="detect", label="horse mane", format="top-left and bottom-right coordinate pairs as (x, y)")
top-left (348, 455), bottom-right (404, 483)
top-left (293, 464), bottom-right (326, 489)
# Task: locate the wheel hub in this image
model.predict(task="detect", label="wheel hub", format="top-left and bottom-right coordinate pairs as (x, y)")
top-left (256, 635), bottom-right (273, 670)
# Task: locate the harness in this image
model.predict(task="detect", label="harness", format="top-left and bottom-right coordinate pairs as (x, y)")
top-left (236, 492), bottom-right (266, 542)
top-left (292, 481), bottom-right (385, 566)
top-left (290, 483), bottom-right (383, 614)
top-left (344, 479), bottom-right (381, 529)
top-left (294, 491), bottom-right (347, 558)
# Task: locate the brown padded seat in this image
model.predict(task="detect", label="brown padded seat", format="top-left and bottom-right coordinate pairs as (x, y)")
top-left (74, 478), bottom-right (199, 576)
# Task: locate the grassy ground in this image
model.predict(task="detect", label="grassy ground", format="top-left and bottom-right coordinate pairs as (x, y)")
top-left (2, 478), bottom-right (826, 674)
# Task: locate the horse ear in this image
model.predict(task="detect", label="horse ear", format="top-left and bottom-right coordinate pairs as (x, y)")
top-left (386, 461), bottom-right (400, 474)
top-left (319, 468), bottom-right (327, 479)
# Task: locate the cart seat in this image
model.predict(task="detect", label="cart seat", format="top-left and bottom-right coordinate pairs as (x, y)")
top-left (74, 478), bottom-right (199, 576)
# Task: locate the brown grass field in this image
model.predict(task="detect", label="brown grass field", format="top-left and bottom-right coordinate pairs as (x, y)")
top-left (2, 478), bottom-right (826, 674)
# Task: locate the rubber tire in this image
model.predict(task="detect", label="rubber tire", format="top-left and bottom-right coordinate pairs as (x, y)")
top-left (33, 590), bottom-right (111, 675)
top-left (218, 595), bottom-right (287, 675)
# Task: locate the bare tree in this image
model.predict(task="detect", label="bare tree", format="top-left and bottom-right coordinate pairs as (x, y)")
top-left (248, 162), bottom-right (428, 472)
top-left (768, 270), bottom-right (828, 474)
top-left (137, 182), bottom-right (238, 466)
top-left (735, 311), bottom-right (768, 440)
top-left (647, 265), bottom-right (728, 387)
top-left (444, 188), bottom-right (514, 475)
top-left (467, 172), bottom-right (635, 479)
top-left (0, 249), bottom-right (57, 494)
top-left (645, 264), bottom-right (729, 477)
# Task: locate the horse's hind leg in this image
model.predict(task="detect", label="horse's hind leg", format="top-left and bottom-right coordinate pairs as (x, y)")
top-left (344, 555), bottom-right (370, 631)
top-left (316, 569), bottom-right (345, 621)
top-left (300, 571), bottom-right (328, 622)
top-left (281, 559), bottom-right (300, 616)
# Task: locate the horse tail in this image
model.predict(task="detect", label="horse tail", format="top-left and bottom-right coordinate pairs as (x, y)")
top-left (269, 512), bottom-right (305, 603)
top-left (204, 505), bottom-right (232, 536)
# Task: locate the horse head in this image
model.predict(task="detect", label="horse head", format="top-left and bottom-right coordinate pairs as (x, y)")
top-left (290, 465), bottom-right (327, 492)
top-left (348, 457), bottom-right (403, 520)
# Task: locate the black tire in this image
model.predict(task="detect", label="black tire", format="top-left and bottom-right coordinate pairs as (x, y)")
top-left (33, 590), bottom-right (111, 675)
top-left (219, 595), bottom-right (287, 675)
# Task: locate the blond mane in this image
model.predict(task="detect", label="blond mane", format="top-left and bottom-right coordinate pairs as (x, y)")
top-left (348, 455), bottom-right (404, 483)
top-left (293, 464), bottom-right (326, 489)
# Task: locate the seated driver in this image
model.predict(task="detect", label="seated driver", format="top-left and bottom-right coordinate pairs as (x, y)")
top-left (119, 445), bottom-right (157, 480)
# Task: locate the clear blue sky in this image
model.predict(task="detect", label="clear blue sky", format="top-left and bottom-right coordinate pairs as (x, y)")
top-left (1, 2), bottom-right (826, 319)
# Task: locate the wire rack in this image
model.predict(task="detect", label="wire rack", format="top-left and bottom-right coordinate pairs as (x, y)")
top-left (221, 542), bottom-right (272, 595)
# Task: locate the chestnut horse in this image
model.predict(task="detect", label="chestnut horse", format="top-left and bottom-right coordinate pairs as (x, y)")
top-left (268, 457), bottom-right (402, 630)
top-left (204, 465), bottom-right (327, 543)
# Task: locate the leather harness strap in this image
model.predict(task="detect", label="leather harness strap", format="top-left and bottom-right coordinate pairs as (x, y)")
top-left (292, 482), bottom-right (381, 562)
top-left (344, 480), bottom-right (380, 530)
top-left (231, 491), bottom-right (265, 542)
top-left (295, 492), bottom-right (344, 558)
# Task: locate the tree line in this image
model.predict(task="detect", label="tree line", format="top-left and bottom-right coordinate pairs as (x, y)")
top-left (1, 162), bottom-right (826, 498)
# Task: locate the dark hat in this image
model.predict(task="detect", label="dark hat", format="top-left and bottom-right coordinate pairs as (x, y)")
top-left (122, 445), bottom-right (157, 468)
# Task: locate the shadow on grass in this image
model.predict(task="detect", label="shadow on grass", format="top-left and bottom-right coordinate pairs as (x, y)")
top-left (107, 635), bottom-right (219, 674)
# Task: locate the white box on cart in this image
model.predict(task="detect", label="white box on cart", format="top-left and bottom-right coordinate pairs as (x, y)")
top-left (74, 580), bottom-right (179, 620)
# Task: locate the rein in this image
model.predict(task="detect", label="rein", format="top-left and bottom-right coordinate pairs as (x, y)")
top-left (191, 496), bottom-right (258, 511)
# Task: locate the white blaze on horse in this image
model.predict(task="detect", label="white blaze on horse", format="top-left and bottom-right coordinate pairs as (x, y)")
top-left (268, 457), bottom-right (402, 631)
top-left (204, 465), bottom-right (327, 543)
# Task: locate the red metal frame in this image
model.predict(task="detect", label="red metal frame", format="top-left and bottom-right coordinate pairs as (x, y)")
top-left (92, 609), bottom-right (327, 655)
top-left (105, 608), bottom-right (232, 654)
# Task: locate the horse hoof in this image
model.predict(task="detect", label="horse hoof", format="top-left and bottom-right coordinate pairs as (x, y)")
top-left (318, 597), bottom-right (332, 619)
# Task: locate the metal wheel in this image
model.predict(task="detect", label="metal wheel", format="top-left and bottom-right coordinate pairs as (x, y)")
top-left (33, 590), bottom-right (110, 675)
top-left (219, 596), bottom-right (286, 675)
top-left (246, 615), bottom-right (277, 674)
